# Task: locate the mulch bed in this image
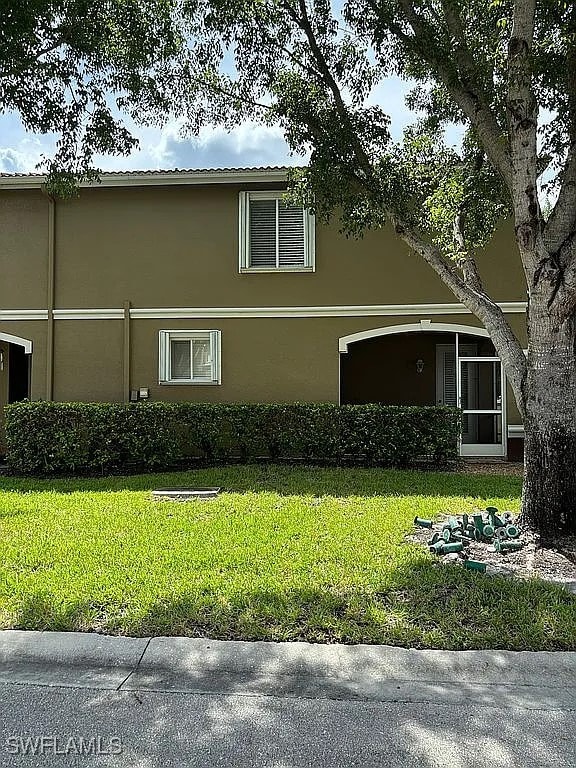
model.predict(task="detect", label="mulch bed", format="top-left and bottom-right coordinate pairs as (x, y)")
top-left (408, 515), bottom-right (576, 593)
top-left (456, 460), bottom-right (524, 476)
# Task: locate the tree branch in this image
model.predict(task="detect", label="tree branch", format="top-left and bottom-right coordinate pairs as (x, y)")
top-left (192, 75), bottom-right (273, 113)
top-left (544, 6), bottom-right (576, 254)
top-left (506, 0), bottom-right (540, 267)
top-left (280, 0), bottom-right (375, 181)
top-left (4, 38), bottom-right (66, 79)
top-left (272, 2), bottom-right (527, 406)
top-left (453, 210), bottom-right (485, 295)
top-left (545, 150), bottom-right (576, 255)
top-left (394, 216), bottom-right (527, 410)
top-left (395, 0), bottom-right (513, 189)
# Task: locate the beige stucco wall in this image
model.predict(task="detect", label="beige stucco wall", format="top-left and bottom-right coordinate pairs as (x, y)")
top-left (68, 313), bottom-right (526, 418)
top-left (0, 191), bottom-right (48, 309)
top-left (53, 320), bottom-right (124, 402)
top-left (52, 184), bottom-right (527, 310)
top-left (0, 182), bottom-right (528, 441)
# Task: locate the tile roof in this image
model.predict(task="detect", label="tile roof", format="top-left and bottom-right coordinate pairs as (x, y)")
top-left (0, 166), bottom-right (293, 189)
top-left (0, 166), bottom-right (292, 178)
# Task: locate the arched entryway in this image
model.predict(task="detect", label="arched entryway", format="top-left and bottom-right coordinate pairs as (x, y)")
top-left (0, 333), bottom-right (32, 453)
top-left (339, 321), bottom-right (505, 457)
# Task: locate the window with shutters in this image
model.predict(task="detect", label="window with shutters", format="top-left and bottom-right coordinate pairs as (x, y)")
top-left (239, 191), bottom-right (315, 272)
top-left (159, 330), bottom-right (221, 385)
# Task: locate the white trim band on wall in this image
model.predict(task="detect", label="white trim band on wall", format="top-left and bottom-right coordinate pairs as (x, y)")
top-left (129, 302), bottom-right (527, 320)
top-left (53, 309), bottom-right (125, 320)
top-left (130, 301), bottom-right (526, 320)
top-left (1, 302), bottom-right (527, 321)
top-left (0, 310), bottom-right (48, 321)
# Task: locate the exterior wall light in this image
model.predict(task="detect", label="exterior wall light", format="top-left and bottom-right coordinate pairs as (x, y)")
top-left (416, 359), bottom-right (425, 374)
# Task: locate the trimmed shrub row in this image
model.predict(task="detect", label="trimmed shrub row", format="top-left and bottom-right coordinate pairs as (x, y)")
top-left (4, 401), bottom-right (461, 475)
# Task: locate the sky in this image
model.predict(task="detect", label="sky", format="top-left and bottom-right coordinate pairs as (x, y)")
top-left (0, 77), bottom-right (441, 174)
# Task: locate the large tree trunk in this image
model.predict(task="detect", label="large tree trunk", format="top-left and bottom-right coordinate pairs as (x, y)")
top-left (521, 304), bottom-right (576, 535)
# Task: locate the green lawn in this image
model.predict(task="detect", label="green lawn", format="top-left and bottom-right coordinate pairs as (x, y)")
top-left (0, 465), bottom-right (574, 650)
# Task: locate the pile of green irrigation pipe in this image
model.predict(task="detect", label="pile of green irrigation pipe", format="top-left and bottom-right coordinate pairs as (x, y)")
top-left (414, 506), bottom-right (524, 572)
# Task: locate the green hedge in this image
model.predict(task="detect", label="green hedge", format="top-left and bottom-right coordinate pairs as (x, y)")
top-left (4, 401), bottom-right (461, 475)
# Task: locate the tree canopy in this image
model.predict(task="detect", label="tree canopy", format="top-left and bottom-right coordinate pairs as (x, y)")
top-left (171, 1), bottom-right (574, 402)
top-left (0, 0), bottom-right (182, 192)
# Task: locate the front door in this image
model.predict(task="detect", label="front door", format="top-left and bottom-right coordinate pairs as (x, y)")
top-left (436, 340), bottom-right (506, 457)
top-left (458, 357), bottom-right (506, 456)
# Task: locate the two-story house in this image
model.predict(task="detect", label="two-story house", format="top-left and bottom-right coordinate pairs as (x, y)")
top-left (0, 166), bottom-right (527, 458)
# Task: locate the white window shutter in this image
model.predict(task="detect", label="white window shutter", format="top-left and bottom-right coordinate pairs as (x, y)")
top-left (278, 201), bottom-right (306, 267)
top-left (159, 331), bottom-right (168, 382)
top-left (210, 330), bottom-right (221, 383)
top-left (442, 349), bottom-right (457, 407)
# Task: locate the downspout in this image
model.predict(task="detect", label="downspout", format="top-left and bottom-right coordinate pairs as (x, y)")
top-left (123, 300), bottom-right (131, 403)
top-left (45, 195), bottom-right (55, 401)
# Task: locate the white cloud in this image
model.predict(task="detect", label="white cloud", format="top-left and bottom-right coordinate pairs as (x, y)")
top-left (0, 133), bottom-right (56, 173)
top-left (93, 119), bottom-right (302, 171)
top-left (128, 121), bottom-right (301, 170)
top-left (0, 111), bottom-right (300, 174)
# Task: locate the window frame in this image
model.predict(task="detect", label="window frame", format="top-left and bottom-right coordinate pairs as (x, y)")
top-left (159, 330), bottom-right (222, 385)
top-left (238, 190), bottom-right (315, 273)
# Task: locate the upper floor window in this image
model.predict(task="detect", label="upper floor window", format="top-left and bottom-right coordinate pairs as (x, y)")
top-left (239, 191), bottom-right (315, 272)
top-left (159, 330), bottom-right (221, 385)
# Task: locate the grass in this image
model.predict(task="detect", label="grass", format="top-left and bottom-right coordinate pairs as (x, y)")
top-left (0, 464), bottom-right (574, 650)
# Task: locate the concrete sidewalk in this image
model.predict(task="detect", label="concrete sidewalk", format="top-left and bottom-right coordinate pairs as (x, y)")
top-left (1, 630), bottom-right (575, 709)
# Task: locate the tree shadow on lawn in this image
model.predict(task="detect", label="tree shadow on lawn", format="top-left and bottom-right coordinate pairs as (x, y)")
top-left (0, 464), bottom-right (523, 501)
top-left (7, 559), bottom-right (575, 651)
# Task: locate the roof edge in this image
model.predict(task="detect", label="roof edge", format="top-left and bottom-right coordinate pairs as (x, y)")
top-left (0, 167), bottom-right (291, 190)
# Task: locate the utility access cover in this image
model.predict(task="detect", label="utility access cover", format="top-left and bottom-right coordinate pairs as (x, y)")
top-left (152, 487), bottom-right (221, 501)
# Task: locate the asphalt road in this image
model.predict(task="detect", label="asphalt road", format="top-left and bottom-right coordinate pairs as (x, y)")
top-left (0, 681), bottom-right (574, 768)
